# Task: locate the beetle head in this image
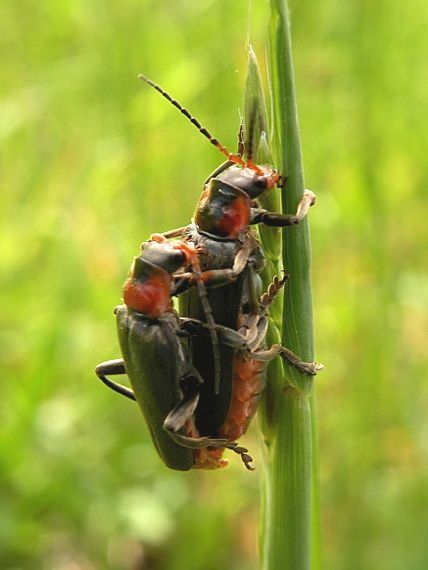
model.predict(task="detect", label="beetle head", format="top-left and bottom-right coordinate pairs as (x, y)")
top-left (216, 164), bottom-right (280, 199)
top-left (138, 240), bottom-right (189, 276)
top-left (123, 241), bottom-right (191, 318)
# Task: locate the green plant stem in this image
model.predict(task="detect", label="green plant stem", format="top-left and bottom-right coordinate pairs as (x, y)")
top-left (264, 389), bottom-right (312, 569)
top-left (260, 1), bottom-right (321, 569)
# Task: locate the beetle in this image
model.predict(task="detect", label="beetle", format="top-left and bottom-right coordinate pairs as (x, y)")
top-left (139, 73), bottom-right (316, 240)
top-left (95, 239), bottom-right (254, 471)
top-left (138, 75), bottom-right (321, 464)
top-left (176, 268), bottom-right (322, 469)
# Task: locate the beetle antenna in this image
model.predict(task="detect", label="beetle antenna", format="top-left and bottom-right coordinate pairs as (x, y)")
top-left (237, 122), bottom-right (245, 156)
top-left (139, 74), bottom-right (247, 168)
top-left (186, 251), bottom-right (222, 394)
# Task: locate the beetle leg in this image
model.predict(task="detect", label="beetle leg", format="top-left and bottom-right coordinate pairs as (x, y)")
top-left (148, 226), bottom-right (187, 241)
top-left (174, 235), bottom-right (260, 292)
top-left (163, 387), bottom-right (200, 432)
top-left (172, 274), bottom-right (194, 295)
top-left (179, 317), bottom-right (248, 349)
top-left (245, 265), bottom-right (261, 314)
top-left (165, 395), bottom-right (233, 450)
top-left (167, 432), bottom-right (255, 470)
top-left (190, 236), bottom-right (259, 288)
top-left (186, 252), bottom-right (222, 395)
top-left (251, 345), bottom-right (324, 376)
top-left (241, 316), bottom-right (269, 352)
top-left (250, 189), bottom-right (316, 227)
top-left (168, 432), bottom-right (232, 449)
top-left (163, 384), bottom-right (255, 467)
top-left (220, 442), bottom-right (255, 471)
top-left (95, 359), bottom-right (136, 401)
top-left (238, 273), bottom-right (288, 349)
top-left (172, 239), bottom-right (255, 291)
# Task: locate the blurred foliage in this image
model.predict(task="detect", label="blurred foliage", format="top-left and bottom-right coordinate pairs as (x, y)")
top-left (1, 1), bottom-right (427, 569)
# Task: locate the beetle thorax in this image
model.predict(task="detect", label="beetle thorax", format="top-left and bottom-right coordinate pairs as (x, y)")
top-left (194, 180), bottom-right (251, 239)
top-left (123, 269), bottom-right (172, 319)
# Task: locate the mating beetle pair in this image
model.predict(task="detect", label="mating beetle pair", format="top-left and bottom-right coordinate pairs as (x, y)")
top-left (96, 239), bottom-right (255, 470)
top-left (96, 76), bottom-right (322, 471)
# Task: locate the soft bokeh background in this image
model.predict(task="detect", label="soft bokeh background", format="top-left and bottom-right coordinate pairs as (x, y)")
top-left (1, 1), bottom-right (427, 569)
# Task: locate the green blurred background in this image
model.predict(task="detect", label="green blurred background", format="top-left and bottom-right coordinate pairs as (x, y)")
top-left (1, 0), bottom-right (427, 568)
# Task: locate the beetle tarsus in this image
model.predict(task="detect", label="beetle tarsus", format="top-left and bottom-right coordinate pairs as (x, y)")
top-left (250, 189), bottom-right (317, 228)
top-left (219, 441), bottom-right (255, 470)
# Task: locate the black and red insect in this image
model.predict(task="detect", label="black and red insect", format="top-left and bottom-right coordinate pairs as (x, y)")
top-left (134, 75), bottom-right (321, 469)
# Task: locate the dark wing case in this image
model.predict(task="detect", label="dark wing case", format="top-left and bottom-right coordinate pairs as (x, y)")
top-left (116, 306), bottom-right (194, 471)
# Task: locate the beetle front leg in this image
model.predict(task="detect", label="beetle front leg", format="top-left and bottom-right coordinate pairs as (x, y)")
top-left (176, 236), bottom-right (259, 289)
top-left (252, 345), bottom-right (324, 376)
top-left (250, 189), bottom-right (316, 227)
top-left (149, 226), bottom-right (187, 240)
top-left (95, 359), bottom-right (136, 401)
top-left (179, 317), bottom-right (248, 350)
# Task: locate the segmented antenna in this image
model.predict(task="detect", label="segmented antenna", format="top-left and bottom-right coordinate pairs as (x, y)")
top-left (139, 74), bottom-right (264, 174)
top-left (237, 123), bottom-right (245, 156)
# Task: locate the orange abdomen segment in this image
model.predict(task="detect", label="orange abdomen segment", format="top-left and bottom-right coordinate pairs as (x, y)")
top-left (185, 341), bottom-right (264, 470)
top-left (189, 355), bottom-right (264, 469)
top-left (218, 356), bottom-right (264, 441)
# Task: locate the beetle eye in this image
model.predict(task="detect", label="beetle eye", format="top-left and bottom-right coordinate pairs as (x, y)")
top-left (173, 250), bottom-right (186, 262)
top-left (254, 176), bottom-right (268, 189)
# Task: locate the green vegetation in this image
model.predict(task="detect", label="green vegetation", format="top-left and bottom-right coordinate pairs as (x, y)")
top-left (1, 1), bottom-right (427, 569)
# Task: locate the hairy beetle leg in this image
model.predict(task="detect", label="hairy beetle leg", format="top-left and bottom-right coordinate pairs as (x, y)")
top-left (95, 359), bottom-right (136, 401)
top-left (250, 189), bottom-right (316, 227)
top-left (179, 317), bottom-right (248, 350)
top-left (175, 235), bottom-right (259, 290)
top-left (180, 319), bottom-right (323, 375)
top-left (150, 226), bottom-right (187, 240)
top-left (252, 346), bottom-right (323, 376)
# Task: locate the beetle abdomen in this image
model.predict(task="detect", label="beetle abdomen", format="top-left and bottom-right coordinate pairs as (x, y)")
top-left (218, 355), bottom-right (264, 441)
top-left (185, 355), bottom-right (264, 470)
